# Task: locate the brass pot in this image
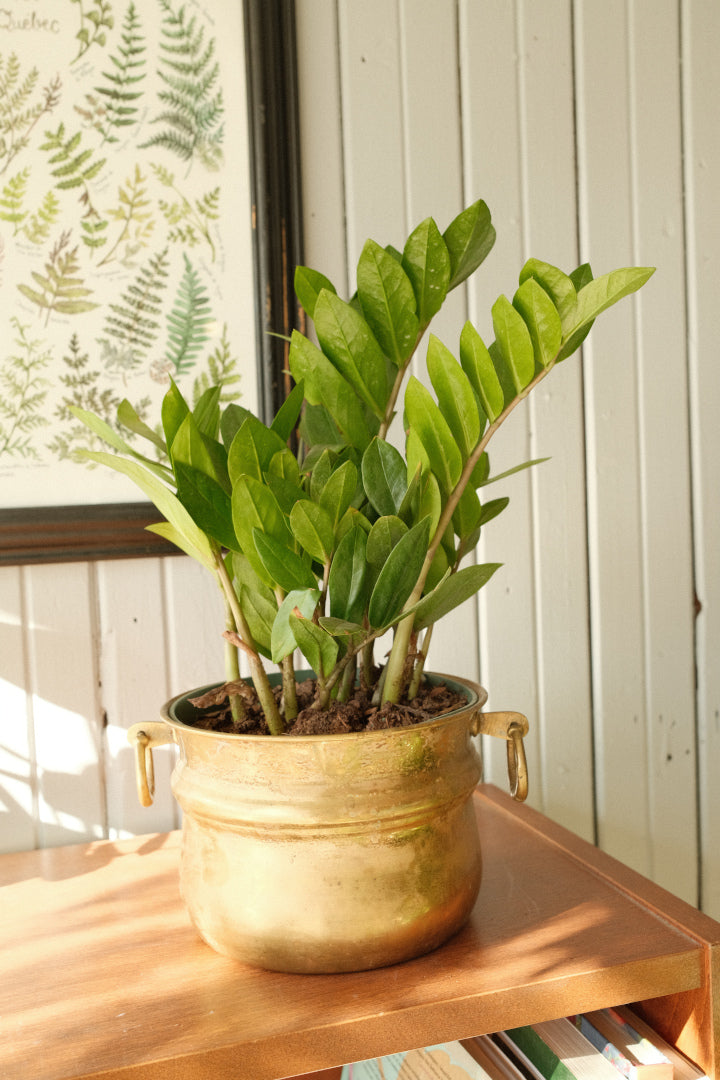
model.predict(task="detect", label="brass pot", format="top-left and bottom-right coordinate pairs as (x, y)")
top-left (128, 673), bottom-right (528, 974)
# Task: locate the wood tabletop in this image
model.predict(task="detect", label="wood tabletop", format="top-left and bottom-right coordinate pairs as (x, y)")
top-left (2, 785), bottom-right (718, 1080)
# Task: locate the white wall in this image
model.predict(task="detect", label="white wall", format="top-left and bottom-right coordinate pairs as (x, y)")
top-left (1, 0), bottom-right (719, 918)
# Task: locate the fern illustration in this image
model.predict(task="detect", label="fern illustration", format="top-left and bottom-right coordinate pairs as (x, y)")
top-left (48, 333), bottom-right (123, 460)
top-left (191, 323), bottom-right (241, 405)
top-left (162, 252), bottom-right (212, 377)
top-left (0, 54), bottom-right (61, 176)
top-left (0, 318), bottom-right (51, 460)
top-left (0, 168), bottom-right (29, 234)
top-left (98, 164), bottom-right (154, 267)
top-left (98, 245), bottom-right (170, 379)
top-left (140, 0), bottom-right (224, 171)
top-left (22, 190), bottom-right (61, 245)
top-left (72, 0), bottom-right (115, 65)
top-left (17, 230), bottom-right (100, 325)
top-left (151, 161), bottom-right (218, 261)
top-left (76, 2), bottom-right (147, 145)
top-left (40, 123), bottom-right (107, 247)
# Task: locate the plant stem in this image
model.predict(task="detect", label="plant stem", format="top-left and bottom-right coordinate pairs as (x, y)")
top-left (213, 548), bottom-right (285, 734)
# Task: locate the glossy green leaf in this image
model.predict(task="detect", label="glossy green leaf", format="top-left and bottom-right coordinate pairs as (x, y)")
top-left (519, 258), bottom-right (578, 331)
top-left (367, 517), bottom-right (430, 629)
top-left (357, 238), bottom-right (419, 366)
top-left (406, 427), bottom-right (430, 483)
top-left (193, 385), bottom-right (222, 438)
top-left (171, 412), bottom-right (230, 493)
top-left (417, 473), bottom-right (442, 538)
top-left (239, 584), bottom-right (276, 659)
top-left (79, 451), bottom-right (214, 568)
top-left (513, 278), bottom-right (563, 368)
top-left (298, 402), bottom-right (344, 452)
top-left (427, 334), bottom-right (482, 459)
top-left (366, 515), bottom-right (408, 570)
top-left (362, 437), bottom-right (407, 517)
top-left (232, 551), bottom-right (276, 603)
top-left (267, 447), bottom-right (302, 487)
top-left (228, 414), bottom-right (286, 484)
top-left (404, 375), bottom-right (463, 496)
top-left (161, 380), bottom-right (190, 448)
top-left (413, 563), bottom-right (502, 632)
top-left (145, 521), bottom-right (214, 568)
top-left (402, 216), bottom-right (451, 327)
top-left (289, 612), bottom-right (339, 679)
top-left (459, 321), bottom-right (504, 423)
top-left (559, 266), bottom-right (655, 361)
top-left (336, 505), bottom-right (373, 543)
top-left (318, 616), bottom-right (366, 647)
top-left (220, 404), bottom-right (254, 449)
top-left (253, 528), bottom-right (319, 592)
top-left (309, 447), bottom-right (337, 502)
top-left (443, 200), bottom-right (496, 290)
top-left (117, 399), bottom-right (166, 453)
top-left (271, 587), bottom-right (321, 663)
top-left (319, 459), bottom-right (358, 531)
top-left (270, 379), bottom-right (305, 443)
top-left (479, 496), bottom-right (510, 526)
top-left (452, 485), bottom-right (483, 543)
top-left (266, 476), bottom-right (307, 515)
top-left (313, 290), bottom-right (389, 417)
top-left (294, 266), bottom-right (337, 318)
top-left (290, 500), bottom-right (335, 563)
top-left (491, 294), bottom-right (535, 392)
top-left (231, 475), bottom-right (290, 582)
top-left (288, 330), bottom-right (372, 450)
top-left (396, 461), bottom-right (423, 525)
top-left (570, 263), bottom-right (593, 291)
top-left (174, 462), bottom-right (237, 551)
top-left (328, 525), bottom-right (368, 623)
top-left (478, 457), bottom-right (549, 488)
top-left (424, 545), bottom-right (450, 593)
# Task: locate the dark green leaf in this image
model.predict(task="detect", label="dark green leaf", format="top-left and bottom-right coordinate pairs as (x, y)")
top-left (220, 404), bottom-right (254, 449)
top-left (443, 200), bottom-right (496, 290)
top-left (253, 528), bottom-right (319, 592)
top-left (328, 525), bottom-right (368, 623)
top-left (367, 517), bottom-right (430, 629)
top-left (298, 402), bottom-right (344, 451)
top-left (427, 334), bottom-right (482, 459)
top-left (161, 380), bottom-right (190, 448)
top-left (171, 412), bottom-right (230, 493)
top-left (318, 616), bottom-right (366, 647)
top-left (313, 290), bottom-right (389, 417)
top-left (271, 587), bottom-right (321, 663)
top-left (479, 496), bottom-right (510, 527)
top-left (357, 238), bottom-right (419, 366)
top-left (289, 613), bottom-right (339, 679)
top-left (361, 437), bottom-right (407, 517)
top-left (270, 380), bottom-right (305, 443)
top-left (413, 563), bottom-right (502, 632)
top-left (290, 500), bottom-right (335, 562)
top-left (319, 459), bottom-right (358, 531)
top-left (174, 462), bottom-right (237, 551)
top-left (402, 217), bottom-right (451, 327)
top-left (294, 266), bottom-right (337, 318)
top-left (239, 584), bottom-right (276, 659)
top-left (452, 485), bottom-right (482, 542)
top-left (228, 414), bottom-right (286, 484)
top-left (288, 330), bottom-right (372, 450)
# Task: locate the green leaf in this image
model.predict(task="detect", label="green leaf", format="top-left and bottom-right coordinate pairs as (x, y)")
top-left (145, 520), bottom-right (213, 567)
top-left (288, 330), bottom-right (372, 451)
top-left (161, 380), bottom-right (190, 448)
top-left (328, 525), bottom-right (368, 623)
top-left (402, 216), bottom-right (451, 327)
top-left (427, 334), bottom-right (482, 459)
top-left (79, 451), bottom-right (214, 568)
top-left (404, 376), bottom-right (463, 496)
top-left (313, 290), bottom-right (390, 418)
top-left (367, 517), bottom-right (430, 629)
top-left (69, 406), bottom-right (172, 483)
top-left (319, 459), bottom-right (358, 531)
top-left (220, 403), bottom-right (254, 449)
top-left (318, 616), bottom-right (366, 647)
top-left (174, 462), bottom-right (237, 552)
top-left (289, 612), bottom-right (339, 680)
top-left (117, 399), bottom-right (166, 453)
top-left (417, 473), bottom-right (442, 537)
top-left (519, 258), bottom-right (578, 331)
top-left (231, 475), bottom-right (290, 582)
top-left (366, 515), bottom-right (408, 569)
top-left (361, 437), bottom-right (407, 517)
top-left (491, 294), bottom-right (535, 392)
top-left (294, 266), bottom-right (336, 318)
top-left (356, 238), bottom-right (419, 366)
top-left (443, 200), bottom-right (496, 290)
top-left (560, 266), bottom-right (655, 360)
top-left (479, 496), bottom-right (510, 526)
top-left (171, 412), bottom-right (230, 492)
top-left (253, 529), bottom-right (319, 592)
top-left (267, 447), bottom-right (302, 487)
top-left (271, 588), bottom-right (321, 663)
top-left (513, 278), bottom-right (563, 368)
top-left (298, 402), bottom-right (344, 451)
top-left (270, 380), bottom-right (305, 443)
top-left (290, 500), bottom-right (335, 563)
top-left (193, 385), bottom-right (222, 438)
top-left (478, 458), bottom-right (549, 487)
top-left (239, 584), bottom-right (276, 659)
top-left (459, 321), bottom-right (504, 422)
top-left (452, 485), bottom-right (483, 543)
top-left (267, 476), bottom-right (307, 515)
top-left (228, 414), bottom-right (286, 484)
top-left (413, 563), bottom-right (502, 631)
top-left (570, 263), bottom-right (594, 291)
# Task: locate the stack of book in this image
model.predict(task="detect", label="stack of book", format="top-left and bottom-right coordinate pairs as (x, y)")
top-left (339, 1006), bottom-right (707, 1080)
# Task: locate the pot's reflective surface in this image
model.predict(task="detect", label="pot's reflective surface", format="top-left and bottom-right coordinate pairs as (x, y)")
top-left (160, 674), bottom-right (486, 973)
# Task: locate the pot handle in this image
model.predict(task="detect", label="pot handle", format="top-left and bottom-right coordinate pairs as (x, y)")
top-left (470, 710), bottom-right (529, 802)
top-left (127, 722), bottom-right (175, 807)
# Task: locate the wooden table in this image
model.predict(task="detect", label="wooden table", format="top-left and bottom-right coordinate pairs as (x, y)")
top-left (2, 785), bottom-right (719, 1080)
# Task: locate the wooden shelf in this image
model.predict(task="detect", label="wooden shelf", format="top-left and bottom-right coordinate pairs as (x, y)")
top-left (2, 785), bottom-right (718, 1080)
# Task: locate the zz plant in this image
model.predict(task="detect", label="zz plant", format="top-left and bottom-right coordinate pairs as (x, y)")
top-left (73, 200), bottom-right (654, 735)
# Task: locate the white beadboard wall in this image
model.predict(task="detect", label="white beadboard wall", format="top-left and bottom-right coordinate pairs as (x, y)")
top-left (1, 1), bottom-right (718, 918)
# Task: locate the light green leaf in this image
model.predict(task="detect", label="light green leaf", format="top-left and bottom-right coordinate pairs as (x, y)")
top-left (319, 459), bottom-right (358, 531)
top-left (171, 412), bottom-right (230, 492)
top-left (402, 216), bottom-right (451, 327)
top-left (361, 437), bottom-right (407, 517)
top-left (328, 524), bottom-right (368, 623)
top-left (117, 399), bottom-right (166, 453)
top-left (239, 584), bottom-right (276, 659)
top-left (271, 588), bottom-right (321, 663)
top-left (228, 414), bottom-right (286, 484)
top-left (367, 517), bottom-right (430, 629)
top-left (294, 266), bottom-right (336, 318)
top-left (443, 200), bottom-right (496, 290)
top-left (478, 457), bottom-right (549, 487)
top-left (289, 612), bottom-right (339, 680)
top-left (491, 294), bottom-right (535, 392)
top-left (404, 375), bottom-right (463, 496)
top-left (427, 334), bottom-right (482, 459)
top-left (560, 266), bottom-right (655, 360)
top-left (161, 380), bottom-right (190, 448)
top-left (69, 406), bottom-right (172, 483)
top-left (231, 475), bottom-right (290, 582)
top-left (318, 616), bottom-right (366, 647)
top-left (357, 238), bottom-right (419, 366)
top-left (313, 290), bottom-right (389, 417)
top-left (413, 563), bottom-right (502, 632)
top-left (145, 521), bottom-right (214, 569)
top-left (513, 277), bottom-right (563, 368)
top-left (290, 500), bottom-right (335, 563)
top-left (459, 321), bottom-right (504, 423)
top-left (479, 496), bottom-right (509, 526)
top-left (288, 330), bottom-right (372, 450)
top-left (519, 258), bottom-right (578, 331)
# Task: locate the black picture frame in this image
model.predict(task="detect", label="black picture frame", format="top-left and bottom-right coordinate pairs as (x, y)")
top-left (0, 0), bottom-right (303, 568)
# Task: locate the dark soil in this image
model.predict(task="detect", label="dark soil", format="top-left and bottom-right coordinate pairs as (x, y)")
top-left (186, 678), bottom-right (467, 736)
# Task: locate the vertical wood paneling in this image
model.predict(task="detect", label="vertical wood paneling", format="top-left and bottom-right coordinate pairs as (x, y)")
top-left (0, 567), bottom-right (36, 852)
top-left (682, 0), bottom-right (720, 919)
top-left (23, 563), bottom-right (105, 847)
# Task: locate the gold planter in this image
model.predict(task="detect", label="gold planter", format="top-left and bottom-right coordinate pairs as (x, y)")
top-left (129, 673), bottom-right (528, 974)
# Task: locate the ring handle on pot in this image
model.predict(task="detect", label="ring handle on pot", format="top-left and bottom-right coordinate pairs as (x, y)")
top-left (470, 710), bottom-right (529, 803)
top-left (127, 722), bottom-right (174, 807)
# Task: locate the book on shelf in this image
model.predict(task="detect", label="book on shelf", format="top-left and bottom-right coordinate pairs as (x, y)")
top-left (601, 1008), bottom-right (708, 1080)
top-left (339, 1040), bottom-right (497, 1079)
top-left (574, 1009), bottom-right (673, 1080)
top-left (497, 1018), bottom-right (629, 1080)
